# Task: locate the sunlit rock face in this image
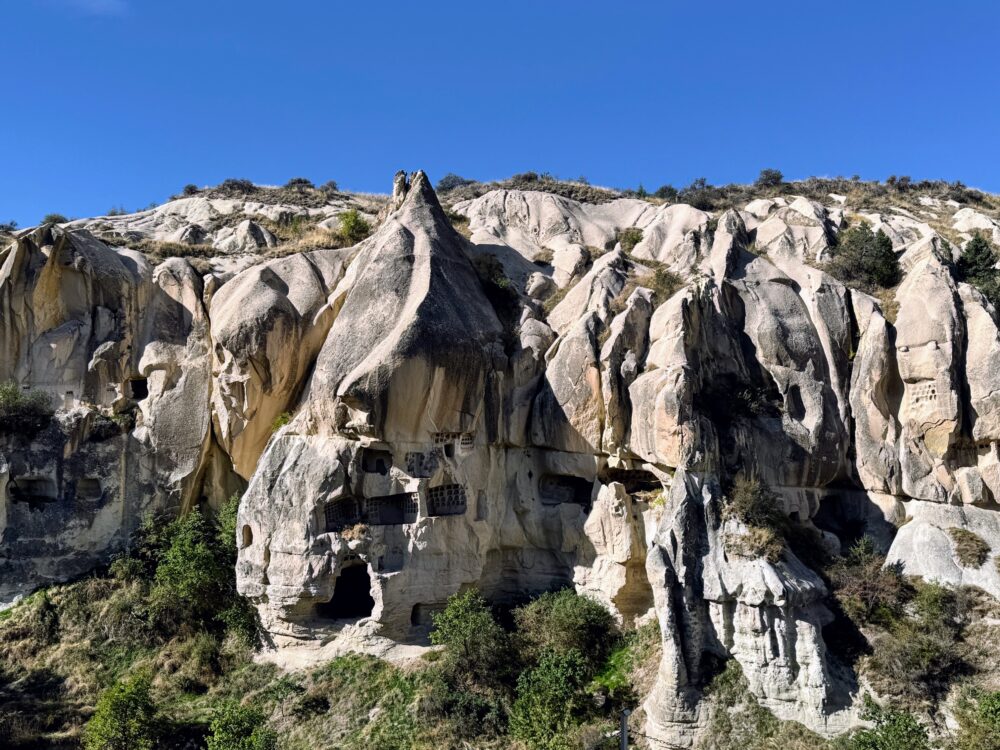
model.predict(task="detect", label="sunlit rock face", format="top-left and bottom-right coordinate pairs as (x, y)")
top-left (4, 171), bottom-right (1000, 746)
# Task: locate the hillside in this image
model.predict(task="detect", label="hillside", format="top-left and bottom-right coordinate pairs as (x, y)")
top-left (3, 170), bottom-right (1000, 749)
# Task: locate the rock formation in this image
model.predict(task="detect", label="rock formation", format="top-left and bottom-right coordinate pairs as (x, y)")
top-left (3, 171), bottom-right (1000, 746)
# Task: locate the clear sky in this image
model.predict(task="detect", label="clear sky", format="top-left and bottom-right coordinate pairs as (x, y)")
top-left (2, 0), bottom-right (999, 226)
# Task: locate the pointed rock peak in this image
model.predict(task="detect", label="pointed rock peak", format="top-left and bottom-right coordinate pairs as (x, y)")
top-left (387, 169), bottom-right (443, 213)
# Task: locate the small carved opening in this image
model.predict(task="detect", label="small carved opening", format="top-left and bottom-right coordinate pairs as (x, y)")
top-left (361, 448), bottom-right (392, 476)
top-left (75, 477), bottom-right (102, 500)
top-left (600, 468), bottom-right (661, 494)
top-left (405, 451), bottom-right (438, 478)
top-left (539, 474), bottom-right (593, 508)
top-left (324, 497), bottom-right (361, 532)
top-left (242, 525), bottom-right (253, 548)
top-left (427, 484), bottom-right (467, 517)
top-left (9, 477), bottom-right (58, 505)
top-left (128, 378), bottom-right (148, 401)
top-left (362, 493), bottom-right (418, 525)
top-left (316, 565), bottom-right (374, 620)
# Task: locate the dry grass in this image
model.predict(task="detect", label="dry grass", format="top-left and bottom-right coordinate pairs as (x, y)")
top-left (724, 526), bottom-right (784, 563)
top-left (874, 286), bottom-right (900, 324)
top-left (949, 528), bottom-right (991, 568)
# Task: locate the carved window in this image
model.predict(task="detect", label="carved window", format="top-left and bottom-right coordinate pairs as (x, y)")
top-left (427, 483), bottom-right (467, 517)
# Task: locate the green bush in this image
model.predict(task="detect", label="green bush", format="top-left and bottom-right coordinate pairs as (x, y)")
top-left (219, 179), bottom-right (256, 194)
top-left (865, 580), bottom-right (969, 705)
top-left (271, 411), bottom-right (291, 432)
top-left (83, 674), bottom-right (160, 750)
top-left (957, 233), bottom-right (1000, 310)
top-left (828, 537), bottom-right (909, 627)
top-left (152, 509), bottom-right (233, 626)
top-left (654, 184), bottom-right (678, 201)
top-left (284, 177), bottom-right (314, 190)
top-left (755, 168), bottom-right (784, 189)
top-left (319, 179), bottom-right (339, 195)
top-left (436, 173), bottom-right (476, 192)
top-left (617, 227), bottom-right (644, 253)
top-left (954, 689), bottom-right (1000, 750)
top-left (182, 184), bottom-right (200, 196)
top-left (429, 590), bottom-right (513, 738)
top-left (849, 695), bottom-right (929, 750)
top-left (338, 209), bottom-right (371, 245)
top-left (509, 649), bottom-right (590, 750)
top-left (206, 701), bottom-right (277, 750)
top-left (431, 590), bottom-right (510, 686)
top-left (41, 213), bottom-right (69, 225)
top-left (827, 224), bottom-right (901, 291)
top-left (0, 382), bottom-right (54, 437)
top-left (513, 589), bottom-right (618, 673)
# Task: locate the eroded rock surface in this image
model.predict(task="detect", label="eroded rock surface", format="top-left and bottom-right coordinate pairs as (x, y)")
top-left (4, 173), bottom-right (1000, 747)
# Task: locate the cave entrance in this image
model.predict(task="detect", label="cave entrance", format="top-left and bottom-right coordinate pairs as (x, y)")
top-left (539, 474), bottom-right (593, 509)
top-left (316, 565), bottom-right (374, 621)
top-left (128, 378), bottom-right (148, 401)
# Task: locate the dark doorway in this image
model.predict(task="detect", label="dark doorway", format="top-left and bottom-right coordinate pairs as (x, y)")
top-left (316, 565), bottom-right (374, 620)
top-left (128, 378), bottom-right (149, 400)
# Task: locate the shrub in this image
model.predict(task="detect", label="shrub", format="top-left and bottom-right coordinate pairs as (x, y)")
top-left (826, 224), bottom-right (900, 291)
top-left (284, 177), bottom-right (314, 190)
top-left (647, 267), bottom-right (683, 304)
top-left (219, 178), bottom-right (256, 194)
top-left (151, 509), bottom-right (232, 627)
top-left (948, 527), bottom-right (991, 568)
top-left (206, 701), bottom-right (277, 750)
top-left (0, 220), bottom-right (17, 232)
top-left (654, 184), bottom-right (678, 201)
top-left (958, 234), bottom-right (998, 280)
top-left (0, 382), bottom-right (54, 437)
top-left (509, 649), bottom-right (590, 750)
top-left (849, 695), bottom-right (929, 750)
top-left (319, 179), bottom-right (339, 195)
top-left (617, 227), bottom-right (643, 253)
top-left (828, 537), bottom-right (909, 627)
top-left (678, 177), bottom-right (720, 210)
top-left (957, 233), bottom-right (1000, 310)
top-left (755, 168), bottom-right (784, 189)
top-left (83, 674), bottom-right (160, 750)
top-left (107, 205), bottom-right (129, 216)
top-left (271, 412), bottom-right (291, 432)
top-left (429, 590), bottom-right (512, 738)
top-left (864, 580), bottom-right (970, 704)
top-left (338, 209), bottom-right (371, 245)
top-left (513, 589), bottom-right (618, 673)
top-left (722, 475), bottom-right (790, 563)
top-left (431, 590), bottom-right (509, 684)
top-left (436, 173), bottom-right (476, 192)
top-left (699, 660), bottom-right (832, 750)
top-left (724, 474), bottom-right (784, 529)
top-left (182, 184), bottom-right (200, 196)
top-left (41, 213), bottom-right (69, 225)
top-left (954, 689), bottom-right (1000, 750)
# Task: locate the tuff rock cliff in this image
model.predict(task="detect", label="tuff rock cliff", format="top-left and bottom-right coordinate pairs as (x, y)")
top-left (3, 171), bottom-right (1000, 746)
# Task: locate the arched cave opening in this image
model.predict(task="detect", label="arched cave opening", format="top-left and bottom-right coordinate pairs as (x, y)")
top-left (316, 565), bottom-right (375, 620)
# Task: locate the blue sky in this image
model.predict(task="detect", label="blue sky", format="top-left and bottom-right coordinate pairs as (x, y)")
top-left (1, 0), bottom-right (998, 226)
